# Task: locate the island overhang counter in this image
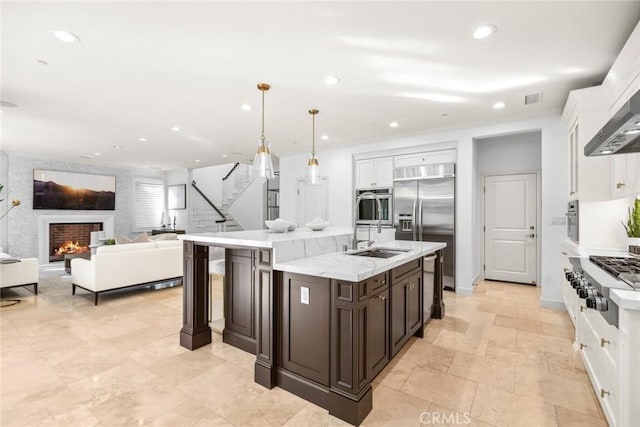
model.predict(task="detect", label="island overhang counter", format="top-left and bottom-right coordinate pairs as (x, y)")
top-left (178, 229), bottom-right (446, 425)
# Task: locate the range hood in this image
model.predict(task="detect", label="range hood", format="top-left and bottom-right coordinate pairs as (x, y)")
top-left (584, 89), bottom-right (640, 156)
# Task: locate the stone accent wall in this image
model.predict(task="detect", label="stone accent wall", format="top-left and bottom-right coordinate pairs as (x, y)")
top-left (5, 154), bottom-right (162, 258)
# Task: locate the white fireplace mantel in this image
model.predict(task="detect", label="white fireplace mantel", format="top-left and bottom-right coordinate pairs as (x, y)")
top-left (38, 214), bottom-right (115, 264)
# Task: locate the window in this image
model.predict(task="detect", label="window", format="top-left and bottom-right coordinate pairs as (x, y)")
top-left (133, 178), bottom-right (164, 230)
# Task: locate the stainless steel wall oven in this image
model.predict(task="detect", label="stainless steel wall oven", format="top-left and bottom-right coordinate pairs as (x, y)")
top-left (355, 189), bottom-right (392, 226)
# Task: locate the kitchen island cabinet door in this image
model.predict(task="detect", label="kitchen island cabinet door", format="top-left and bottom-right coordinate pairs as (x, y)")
top-left (407, 271), bottom-right (423, 336)
top-left (390, 277), bottom-right (410, 357)
top-left (280, 272), bottom-right (330, 386)
top-left (367, 287), bottom-right (390, 380)
top-left (224, 249), bottom-right (256, 353)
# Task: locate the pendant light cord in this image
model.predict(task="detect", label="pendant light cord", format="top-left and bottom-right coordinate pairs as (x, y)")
top-left (261, 88), bottom-right (265, 143)
top-left (311, 113), bottom-right (316, 158)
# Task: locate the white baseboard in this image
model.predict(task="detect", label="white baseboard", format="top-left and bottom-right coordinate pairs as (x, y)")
top-left (455, 287), bottom-right (473, 296)
top-left (539, 298), bottom-right (565, 310)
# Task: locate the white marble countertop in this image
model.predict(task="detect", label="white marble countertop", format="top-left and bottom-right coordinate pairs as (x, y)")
top-left (179, 227), bottom-right (352, 249)
top-left (274, 240), bottom-right (446, 282)
top-left (610, 289), bottom-right (640, 311)
top-left (561, 239), bottom-right (632, 258)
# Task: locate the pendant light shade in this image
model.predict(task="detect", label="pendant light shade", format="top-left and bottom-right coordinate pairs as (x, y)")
top-left (305, 109), bottom-right (321, 186)
top-left (253, 83), bottom-right (275, 179)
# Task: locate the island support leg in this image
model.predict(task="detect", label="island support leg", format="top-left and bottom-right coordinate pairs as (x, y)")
top-left (180, 241), bottom-right (212, 350)
top-left (432, 249), bottom-right (445, 319)
top-left (254, 250), bottom-right (276, 388)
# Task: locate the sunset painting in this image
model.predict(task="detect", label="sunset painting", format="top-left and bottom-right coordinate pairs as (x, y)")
top-left (33, 170), bottom-right (116, 210)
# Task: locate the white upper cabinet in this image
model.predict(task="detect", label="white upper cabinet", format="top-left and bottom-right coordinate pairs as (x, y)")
top-left (562, 86), bottom-right (611, 202)
top-left (355, 157), bottom-right (393, 189)
top-left (610, 153), bottom-right (640, 198)
top-left (394, 149), bottom-right (456, 168)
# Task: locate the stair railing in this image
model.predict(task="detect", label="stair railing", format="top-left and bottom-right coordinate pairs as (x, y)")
top-left (190, 181), bottom-right (227, 232)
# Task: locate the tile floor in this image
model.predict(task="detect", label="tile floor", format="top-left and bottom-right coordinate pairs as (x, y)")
top-left (1, 274), bottom-right (607, 426)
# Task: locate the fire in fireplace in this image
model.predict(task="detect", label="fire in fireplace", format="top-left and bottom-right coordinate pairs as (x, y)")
top-left (49, 222), bottom-right (103, 262)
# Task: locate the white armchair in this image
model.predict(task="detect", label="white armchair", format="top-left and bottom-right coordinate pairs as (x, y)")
top-left (0, 254), bottom-right (39, 294)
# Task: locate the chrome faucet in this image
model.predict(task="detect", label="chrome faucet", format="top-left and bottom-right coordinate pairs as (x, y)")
top-left (352, 192), bottom-right (382, 249)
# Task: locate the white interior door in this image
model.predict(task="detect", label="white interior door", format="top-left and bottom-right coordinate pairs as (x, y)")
top-left (484, 173), bottom-right (537, 284)
top-left (297, 178), bottom-right (329, 226)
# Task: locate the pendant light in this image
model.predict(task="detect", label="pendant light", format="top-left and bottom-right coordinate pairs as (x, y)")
top-left (253, 83), bottom-right (275, 179)
top-left (305, 109), bottom-right (321, 185)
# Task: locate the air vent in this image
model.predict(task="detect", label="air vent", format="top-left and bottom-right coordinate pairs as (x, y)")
top-left (524, 92), bottom-right (543, 105)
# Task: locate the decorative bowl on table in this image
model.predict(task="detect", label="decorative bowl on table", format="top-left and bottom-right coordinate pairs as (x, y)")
top-left (275, 218), bottom-right (297, 231)
top-left (306, 220), bottom-right (330, 231)
top-left (265, 220), bottom-right (289, 233)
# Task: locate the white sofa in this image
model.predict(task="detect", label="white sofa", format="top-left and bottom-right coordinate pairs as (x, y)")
top-left (0, 253), bottom-right (39, 295)
top-left (71, 240), bottom-right (183, 305)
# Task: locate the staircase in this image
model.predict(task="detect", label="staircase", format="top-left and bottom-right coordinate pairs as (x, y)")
top-left (188, 163), bottom-right (254, 233)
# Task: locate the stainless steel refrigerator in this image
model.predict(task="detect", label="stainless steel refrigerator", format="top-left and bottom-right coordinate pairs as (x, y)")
top-left (394, 163), bottom-right (455, 291)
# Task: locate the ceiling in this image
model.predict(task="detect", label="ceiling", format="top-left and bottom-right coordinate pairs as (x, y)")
top-left (2, 2), bottom-right (639, 171)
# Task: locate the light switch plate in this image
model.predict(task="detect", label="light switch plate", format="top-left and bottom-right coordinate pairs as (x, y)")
top-left (301, 287), bottom-right (309, 305)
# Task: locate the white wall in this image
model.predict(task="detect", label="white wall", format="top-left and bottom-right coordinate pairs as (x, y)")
top-left (280, 114), bottom-right (567, 306)
top-left (228, 178), bottom-right (267, 230)
top-left (476, 131), bottom-right (542, 174)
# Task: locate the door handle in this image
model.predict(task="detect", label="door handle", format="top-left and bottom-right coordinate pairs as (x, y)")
top-left (527, 234), bottom-right (535, 238)
top-left (412, 200), bottom-right (417, 241)
top-left (418, 200), bottom-right (423, 242)
top-left (529, 225), bottom-right (535, 230)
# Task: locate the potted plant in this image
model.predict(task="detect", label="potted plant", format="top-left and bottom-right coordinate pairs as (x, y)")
top-left (623, 198), bottom-right (640, 250)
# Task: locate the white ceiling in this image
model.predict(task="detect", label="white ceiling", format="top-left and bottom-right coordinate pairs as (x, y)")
top-left (2, 1), bottom-right (639, 171)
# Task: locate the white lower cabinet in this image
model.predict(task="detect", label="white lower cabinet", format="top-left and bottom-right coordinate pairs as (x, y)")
top-left (561, 250), bottom-right (640, 427)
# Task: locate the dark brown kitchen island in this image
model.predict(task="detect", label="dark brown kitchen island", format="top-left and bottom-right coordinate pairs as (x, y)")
top-left (179, 230), bottom-right (445, 425)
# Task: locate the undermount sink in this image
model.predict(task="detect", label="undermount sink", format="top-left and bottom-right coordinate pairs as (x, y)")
top-left (348, 248), bottom-right (410, 258)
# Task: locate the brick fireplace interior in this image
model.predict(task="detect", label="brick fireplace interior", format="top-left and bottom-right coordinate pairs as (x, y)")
top-left (49, 222), bottom-right (103, 262)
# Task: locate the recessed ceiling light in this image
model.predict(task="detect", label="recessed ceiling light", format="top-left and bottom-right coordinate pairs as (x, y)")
top-left (441, 113), bottom-right (449, 117)
top-left (600, 149), bottom-right (614, 154)
top-left (320, 135), bottom-right (329, 140)
top-left (37, 60), bottom-right (48, 66)
top-left (473, 25), bottom-right (497, 40)
top-left (93, 152), bottom-right (101, 156)
top-left (325, 76), bottom-right (340, 85)
top-left (241, 104), bottom-right (252, 111)
top-left (171, 126), bottom-right (181, 132)
top-left (138, 137), bottom-right (147, 142)
top-left (195, 159), bottom-right (201, 163)
top-left (389, 122), bottom-right (399, 128)
top-left (624, 128), bottom-right (640, 135)
top-left (493, 101), bottom-right (506, 109)
top-left (222, 154), bottom-right (228, 158)
top-left (0, 110), bottom-right (4, 115)
top-left (291, 141), bottom-right (298, 145)
top-left (53, 30), bottom-right (81, 43)
top-left (113, 145), bottom-right (122, 149)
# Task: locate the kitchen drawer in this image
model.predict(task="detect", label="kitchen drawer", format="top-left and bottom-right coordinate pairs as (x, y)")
top-left (583, 307), bottom-right (618, 372)
top-left (391, 258), bottom-right (421, 281)
top-left (579, 327), bottom-right (619, 427)
top-left (367, 272), bottom-right (388, 295)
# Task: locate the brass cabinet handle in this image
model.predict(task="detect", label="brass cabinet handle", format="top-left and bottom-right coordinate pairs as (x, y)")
top-left (616, 182), bottom-right (625, 189)
top-left (601, 338), bottom-right (610, 347)
top-left (376, 279), bottom-right (386, 285)
top-left (580, 305), bottom-right (586, 312)
top-left (580, 343), bottom-right (588, 350)
top-left (377, 295), bottom-right (386, 301)
top-left (601, 389), bottom-right (610, 398)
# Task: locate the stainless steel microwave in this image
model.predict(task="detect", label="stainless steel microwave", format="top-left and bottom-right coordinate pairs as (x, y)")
top-left (356, 189), bottom-right (392, 226)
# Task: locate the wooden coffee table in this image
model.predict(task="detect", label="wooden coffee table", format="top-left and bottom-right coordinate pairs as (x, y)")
top-left (64, 253), bottom-right (91, 273)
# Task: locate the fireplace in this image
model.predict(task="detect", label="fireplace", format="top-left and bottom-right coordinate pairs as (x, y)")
top-left (38, 214), bottom-right (115, 264)
top-left (49, 222), bottom-right (103, 262)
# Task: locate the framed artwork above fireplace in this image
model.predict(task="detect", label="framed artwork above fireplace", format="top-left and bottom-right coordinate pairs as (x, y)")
top-left (33, 169), bottom-right (116, 210)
